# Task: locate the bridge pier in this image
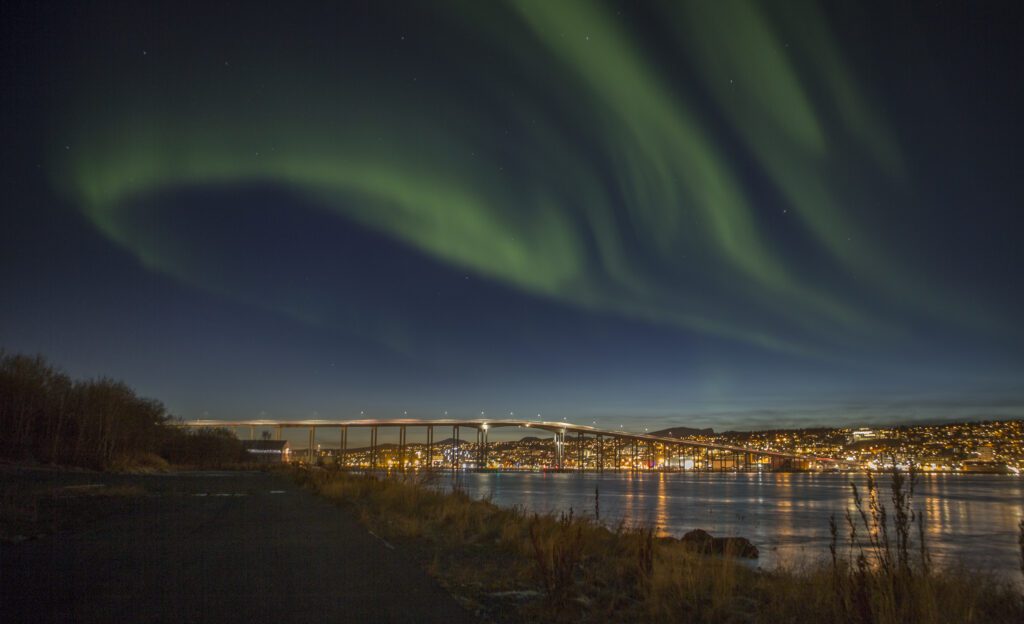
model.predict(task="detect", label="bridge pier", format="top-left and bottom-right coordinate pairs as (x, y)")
top-left (370, 425), bottom-right (378, 469)
top-left (427, 425), bottom-right (433, 469)
top-left (308, 427), bottom-right (316, 464)
top-left (474, 426), bottom-right (489, 469)
top-left (451, 425), bottom-right (459, 472)
top-left (399, 425), bottom-right (407, 472)
top-left (340, 426), bottom-right (348, 468)
top-left (482, 426), bottom-right (489, 469)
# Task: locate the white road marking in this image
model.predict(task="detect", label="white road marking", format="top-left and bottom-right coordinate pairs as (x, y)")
top-left (367, 530), bottom-right (395, 550)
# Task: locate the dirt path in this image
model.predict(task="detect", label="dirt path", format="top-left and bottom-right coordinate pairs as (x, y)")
top-left (0, 470), bottom-right (477, 623)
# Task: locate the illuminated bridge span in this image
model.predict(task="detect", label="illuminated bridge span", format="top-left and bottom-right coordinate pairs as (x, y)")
top-left (183, 419), bottom-right (827, 472)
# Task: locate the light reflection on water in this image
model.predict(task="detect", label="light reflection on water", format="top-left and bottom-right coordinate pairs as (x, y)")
top-left (451, 472), bottom-right (1024, 577)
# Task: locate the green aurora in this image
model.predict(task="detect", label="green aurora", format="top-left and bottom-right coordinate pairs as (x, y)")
top-left (53, 0), bottom-right (1002, 360)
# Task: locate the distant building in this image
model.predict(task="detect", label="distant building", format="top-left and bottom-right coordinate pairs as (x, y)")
top-left (848, 428), bottom-right (876, 445)
top-left (241, 439), bottom-right (288, 464)
top-left (976, 445), bottom-right (995, 461)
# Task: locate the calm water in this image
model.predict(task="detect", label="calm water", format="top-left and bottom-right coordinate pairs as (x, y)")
top-left (450, 472), bottom-right (1024, 578)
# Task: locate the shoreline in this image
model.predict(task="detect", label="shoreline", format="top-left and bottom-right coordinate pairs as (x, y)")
top-left (296, 467), bottom-right (1024, 623)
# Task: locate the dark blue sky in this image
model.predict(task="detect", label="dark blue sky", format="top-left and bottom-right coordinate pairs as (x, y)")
top-left (2, 1), bottom-right (1023, 432)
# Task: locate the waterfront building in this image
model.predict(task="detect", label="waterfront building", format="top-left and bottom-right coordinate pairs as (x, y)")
top-left (241, 440), bottom-right (289, 464)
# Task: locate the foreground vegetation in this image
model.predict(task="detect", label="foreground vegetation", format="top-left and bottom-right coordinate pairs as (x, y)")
top-left (296, 468), bottom-right (1024, 624)
top-left (0, 351), bottom-right (243, 469)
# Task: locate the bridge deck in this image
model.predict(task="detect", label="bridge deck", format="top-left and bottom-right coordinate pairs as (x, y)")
top-left (182, 418), bottom-right (811, 460)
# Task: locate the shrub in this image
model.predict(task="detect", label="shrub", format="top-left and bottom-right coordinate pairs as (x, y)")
top-left (0, 350), bottom-right (242, 469)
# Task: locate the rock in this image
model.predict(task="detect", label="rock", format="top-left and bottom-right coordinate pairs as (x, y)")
top-left (680, 529), bottom-right (758, 559)
top-left (713, 536), bottom-right (759, 559)
top-left (680, 528), bottom-right (714, 552)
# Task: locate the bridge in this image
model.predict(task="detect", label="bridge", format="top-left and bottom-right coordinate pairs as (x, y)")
top-left (182, 418), bottom-right (825, 472)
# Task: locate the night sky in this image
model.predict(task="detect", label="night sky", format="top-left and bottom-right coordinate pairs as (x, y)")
top-left (2, 1), bottom-right (1023, 433)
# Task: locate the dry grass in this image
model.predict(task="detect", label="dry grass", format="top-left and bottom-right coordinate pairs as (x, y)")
top-left (107, 452), bottom-right (171, 472)
top-left (295, 468), bottom-right (1024, 624)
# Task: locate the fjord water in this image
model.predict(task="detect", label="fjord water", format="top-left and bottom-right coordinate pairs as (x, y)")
top-left (453, 472), bottom-right (1024, 578)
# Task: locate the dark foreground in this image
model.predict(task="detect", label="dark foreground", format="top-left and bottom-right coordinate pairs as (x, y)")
top-left (0, 469), bottom-right (476, 624)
